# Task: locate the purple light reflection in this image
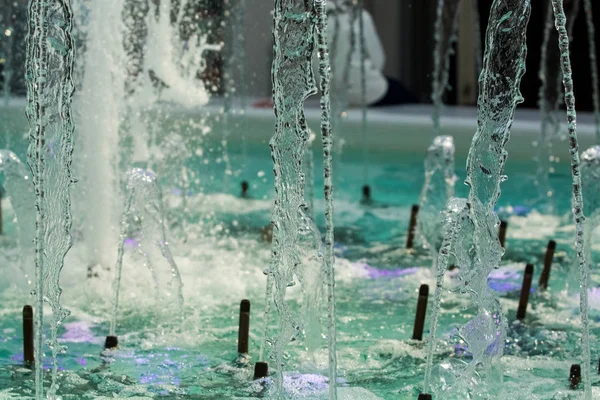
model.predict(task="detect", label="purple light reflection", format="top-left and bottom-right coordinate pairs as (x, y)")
top-left (488, 280), bottom-right (520, 293)
top-left (124, 237), bottom-right (140, 248)
top-left (284, 373), bottom-right (329, 393)
top-left (61, 321), bottom-right (95, 343)
top-left (364, 265), bottom-right (419, 279)
top-left (136, 357), bottom-right (150, 365)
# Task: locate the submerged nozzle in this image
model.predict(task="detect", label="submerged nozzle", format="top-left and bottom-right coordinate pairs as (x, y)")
top-left (241, 181), bottom-right (249, 198)
top-left (261, 224), bottom-right (273, 243)
top-left (238, 299), bottom-right (250, 354)
top-left (0, 190), bottom-right (3, 235)
top-left (412, 284), bottom-right (429, 341)
top-left (406, 205), bottom-right (419, 249)
top-left (361, 184), bottom-right (372, 204)
top-left (498, 220), bottom-right (508, 248)
top-left (254, 361), bottom-right (268, 380)
top-left (104, 335), bottom-right (119, 350)
top-left (538, 239), bottom-right (556, 290)
top-left (418, 394), bottom-right (433, 400)
top-left (517, 264), bottom-right (534, 320)
top-left (570, 364), bottom-right (581, 388)
top-left (23, 305), bottom-right (34, 365)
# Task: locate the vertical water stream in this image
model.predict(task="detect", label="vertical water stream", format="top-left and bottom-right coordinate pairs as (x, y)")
top-left (358, 0), bottom-right (369, 185)
top-left (1, 11), bottom-right (14, 107)
top-left (431, 0), bottom-right (462, 133)
top-left (25, 1), bottom-right (76, 398)
top-left (551, 0), bottom-right (591, 397)
top-left (582, 0), bottom-right (600, 142)
top-left (110, 168), bottom-right (184, 337)
top-left (0, 151), bottom-right (36, 287)
top-left (472, 0), bottom-right (482, 77)
top-left (536, 0), bottom-right (579, 208)
top-left (266, 0), bottom-right (319, 395)
top-left (424, 0), bottom-right (530, 395)
top-left (314, 1), bottom-right (337, 397)
top-left (77, 0), bottom-right (125, 270)
top-left (417, 136), bottom-right (455, 253)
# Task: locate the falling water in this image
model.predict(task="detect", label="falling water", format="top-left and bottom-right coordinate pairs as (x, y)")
top-left (581, 147), bottom-right (600, 296)
top-left (143, 0), bottom-right (217, 108)
top-left (424, 0), bottom-right (530, 395)
top-left (142, 0), bottom-right (219, 176)
top-left (315, 0), bottom-right (337, 397)
top-left (581, 147), bottom-right (600, 387)
top-left (0, 150), bottom-right (36, 286)
top-left (431, 0), bottom-right (462, 132)
top-left (329, 0), bottom-right (342, 113)
top-left (76, 0), bottom-right (125, 271)
top-left (222, 0), bottom-right (235, 192)
top-left (423, 197), bottom-right (470, 393)
top-left (25, 0), bottom-right (76, 398)
top-left (304, 129), bottom-right (317, 219)
top-left (110, 168), bottom-right (184, 337)
top-left (582, 0), bottom-right (600, 142)
top-left (471, 0), bottom-right (482, 77)
top-left (331, 1), bottom-right (356, 188)
top-left (536, 0), bottom-right (579, 208)
top-left (417, 135), bottom-right (456, 254)
top-left (223, 0), bottom-right (248, 184)
top-left (234, 1), bottom-right (249, 174)
top-left (459, 0), bottom-right (530, 388)
top-left (358, 0), bottom-right (369, 185)
top-left (1, 13), bottom-right (14, 107)
top-left (300, 218), bottom-right (325, 362)
top-left (551, 0), bottom-right (591, 397)
top-left (264, 0), bottom-right (320, 394)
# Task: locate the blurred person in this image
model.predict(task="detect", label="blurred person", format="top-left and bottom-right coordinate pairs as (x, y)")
top-left (252, 2), bottom-right (417, 108)
top-left (325, 1), bottom-right (418, 107)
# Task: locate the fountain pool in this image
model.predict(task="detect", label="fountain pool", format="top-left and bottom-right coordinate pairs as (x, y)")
top-left (0, 100), bottom-right (599, 398)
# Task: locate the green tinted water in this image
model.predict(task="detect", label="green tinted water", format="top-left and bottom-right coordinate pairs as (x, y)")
top-left (0, 111), bottom-right (598, 398)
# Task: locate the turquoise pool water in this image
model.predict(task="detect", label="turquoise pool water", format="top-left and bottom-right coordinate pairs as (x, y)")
top-left (0, 103), bottom-right (598, 399)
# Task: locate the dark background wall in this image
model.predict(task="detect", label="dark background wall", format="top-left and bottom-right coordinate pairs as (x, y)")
top-left (367, 0), bottom-right (600, 111)
top-left (1, 0), bottom-right (599, 111)
top-left (478, 0), bottom-right (600, 111)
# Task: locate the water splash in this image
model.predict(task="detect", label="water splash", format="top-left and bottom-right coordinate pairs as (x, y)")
top-left (263, 0), bottom-right (335, 395)
top-left (551, 0), bottom-right (590, 397)
top-left (110, 168), bottom-right (184, 337)
top-left (417, 135), bottom-right (456, 253)
top-left (431, 0), bottom-right (462, 132)
top-left (582, 0), bottom-right (600, 142)
top-left (141, 0), bottom-right (220, 183)
top-left (141, 0), bottom-right (219, 109)
top-left (1, 12), bottom-right (14, 107)
top-left (535, 0), bottom-right (579, 208)
top-left (75, 0), bottom-right (125, 270)
top-left (25, 0), bottom-right (76, 398)
top-left (315, 0), bottom-right (338, 397)
top-left (582, 147), bottom-right (600, 220)
top-left (0, 150), bottom-right (36, 286)
top-left (304, 129), bottom-right (317, 220)
top-left (581, 146), bottom-right (600, 294)
top-left (331, 1), bottom-right (356, 189)
top-left (424, 0), bottom-right (530, 395)
top-left (358, 0), bottom-right (369, 185)
top-left (423, 197), bottom-right (470, 393)
top-left (223, 0), bottom-right (248, 184)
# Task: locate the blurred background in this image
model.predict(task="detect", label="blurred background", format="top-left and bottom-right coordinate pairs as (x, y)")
top-left (1, 0), bottom-right (599, 110)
